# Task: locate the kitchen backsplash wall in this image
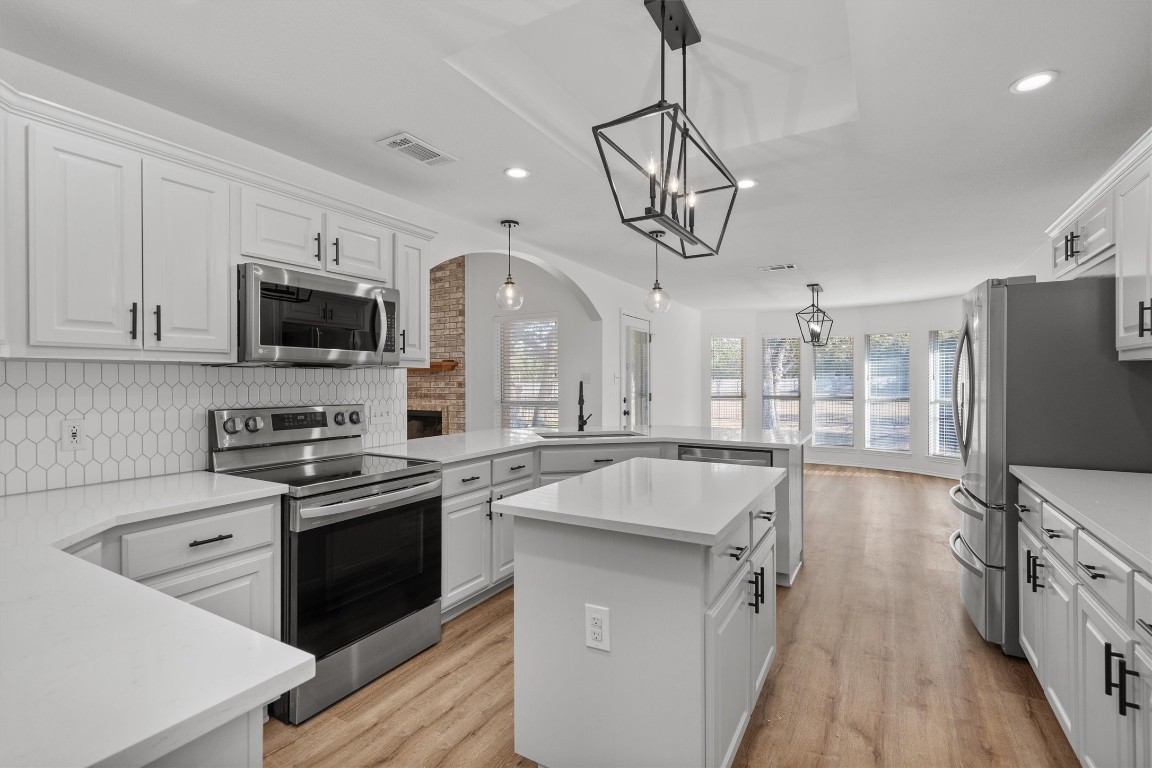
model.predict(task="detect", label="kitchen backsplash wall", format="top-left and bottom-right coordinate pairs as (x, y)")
top-left (0, 361), bottom-right (407, 497)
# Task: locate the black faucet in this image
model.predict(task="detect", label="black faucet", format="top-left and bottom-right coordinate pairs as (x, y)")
top-left (577, 380), bottom-right (592, 431)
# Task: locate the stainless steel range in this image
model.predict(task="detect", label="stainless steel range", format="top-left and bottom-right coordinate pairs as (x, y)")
top-left (208, 404), bottom-right (442, 724)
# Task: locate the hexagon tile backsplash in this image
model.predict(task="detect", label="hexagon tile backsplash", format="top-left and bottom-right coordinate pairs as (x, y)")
top-left (0, 361), bottom-right (408, 497)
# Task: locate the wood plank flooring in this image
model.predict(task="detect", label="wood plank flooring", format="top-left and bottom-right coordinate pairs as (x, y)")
top-left (264, 464), bottom-right (1079, 767)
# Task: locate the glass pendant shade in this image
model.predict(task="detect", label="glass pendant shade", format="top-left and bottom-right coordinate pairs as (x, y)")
top-left (496, 277), bottom-right (524, 311)
top-left (645, 281), bottom-right (671, 313)
top-left (796, 283), bottom-right (833, 346)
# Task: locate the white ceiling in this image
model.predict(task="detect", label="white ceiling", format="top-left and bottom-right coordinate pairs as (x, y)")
top-left (1, 0), bottom-right (1149, 311)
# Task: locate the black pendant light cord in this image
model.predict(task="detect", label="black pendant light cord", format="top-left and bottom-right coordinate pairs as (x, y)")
top-left (507, 223), bottom-right (512, 278)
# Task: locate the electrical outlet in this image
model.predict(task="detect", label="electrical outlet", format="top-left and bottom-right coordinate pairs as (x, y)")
top-left (585, 604), bottom-right (610, 651)
top-left (60, 419), bottom-right (84, 451)
top-left (370, 406), bottom-right (393, 427)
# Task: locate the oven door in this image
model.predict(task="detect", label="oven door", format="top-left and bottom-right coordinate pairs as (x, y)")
top-left (284, 475), bottom-right (441, 660)
top-left (239, 262), bottom-right (398, 366)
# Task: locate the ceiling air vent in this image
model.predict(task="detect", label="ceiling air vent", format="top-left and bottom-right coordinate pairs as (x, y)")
top-left (376, 132), bottom-right (458, 167)
top-left (758, 264), bottom-right (797, 272)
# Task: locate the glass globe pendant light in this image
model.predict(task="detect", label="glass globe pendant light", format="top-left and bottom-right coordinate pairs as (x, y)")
top-left (496, 219), bottom-right (524, 311)
top-left (644, 229), bottom-right (671, 314)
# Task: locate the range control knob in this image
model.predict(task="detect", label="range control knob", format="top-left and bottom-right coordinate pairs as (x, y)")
top-left (348, 410), bottom-right (361, 425)
top-left (244, 416), bottom-right (265, 433)
top-left (223, 417), bottom-right (242, 435)
top-left (333, 411), bottom-right (346, 426)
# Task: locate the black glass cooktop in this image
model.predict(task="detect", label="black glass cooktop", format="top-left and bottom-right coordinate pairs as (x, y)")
top-left (232, 454), bottom-right (438, 497)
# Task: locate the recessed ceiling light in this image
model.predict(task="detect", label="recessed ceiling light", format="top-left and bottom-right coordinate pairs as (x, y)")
top-left (758, 264), bottom-right (796, 272)
top-left (504, 167), bottom-right (531, 179)
top-left (1010, 71), bottom-right (1058, 94)
top-left (737, 178), bottom-right (758, 189)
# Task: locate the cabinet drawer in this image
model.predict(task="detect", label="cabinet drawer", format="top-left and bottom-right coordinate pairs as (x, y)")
top-left (121, 503), bottom-right (275, 581)
top-left (706, 520), bottom-right (752, 605)
top-left (1077, 530), bottom-right (1133, 622)
top-left (1135, 573), bottom-right (1152, 643)
top-left (539, 444), bottom-right (662, 473)
top-left (1040, 502), bottom-right (1078, 567)
top-left (1016, 484), bottom-right (1044, 535)
top-left (442, 460), bottom-right (492, 497)
top-left (492, 451), bottom-right (535, 484)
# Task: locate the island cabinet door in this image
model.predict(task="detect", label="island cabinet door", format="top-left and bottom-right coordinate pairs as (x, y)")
top-left (441, 489), bottom-right (492, 609)
top-left (750, 528), bottom-right (777, 697)
top-left (1136, 645), bottom-right (1152, 768)
top-left (1077, 587), bottom-right (1136, 768)
top-left (1042, 556), bottom-right (1078, 751)
top-left (706, 564), bottom-right (753, 768)
top-left (490, 477), bottom-right (532, 582)
top-left (1018, 522), bottom-right (1045, 676)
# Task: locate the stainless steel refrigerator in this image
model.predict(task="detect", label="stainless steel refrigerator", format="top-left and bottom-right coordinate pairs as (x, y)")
top-left (947, 275), bottom-right (1152, 656)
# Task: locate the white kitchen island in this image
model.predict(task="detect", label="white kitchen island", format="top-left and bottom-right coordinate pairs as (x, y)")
top-left (493, 457), bottom-right (785, 768)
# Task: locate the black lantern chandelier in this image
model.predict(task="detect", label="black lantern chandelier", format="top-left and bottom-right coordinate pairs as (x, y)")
top-left (592, 0), bottom-right (738, 259)
top-left (796, 284), bottom-right (833, 346)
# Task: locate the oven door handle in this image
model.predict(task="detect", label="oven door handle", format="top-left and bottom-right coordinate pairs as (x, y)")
top-left (298, 479), bottom-right (441, 520)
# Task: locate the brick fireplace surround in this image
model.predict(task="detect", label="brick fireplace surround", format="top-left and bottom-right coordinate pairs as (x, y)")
top-left (407, 256), bottom-right (465, 435)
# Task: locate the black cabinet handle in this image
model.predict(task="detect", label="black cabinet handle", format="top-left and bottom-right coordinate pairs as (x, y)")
top-left (154, 305), bottom-right (162, 341)
top-left (1137, 618), bottom-right (1152, 638)
top-left (486, 499), bottom-right (492, 521)
top-left (1025, 548), bottom-right (1034, 585)
top-left (593, 458), bottom-right (614, 463)
top-left (1119, 658), bottom-right (1140, 716)
top-left (314, 233), bottom-right (322, 261)
top-left (129, 302), bottom-right (138, 340)
top-left (333, 236), bottom-right (340, 265)
top-left (1069, 231), bottom-right (1080, 257)
top-left (747, 571), bottom-right (760, 614)
top-left (1031, 556), bottom-right (1045, 592)
top-left (1041, 527), bottom-right (1063, 539)
top-left (728, 545), bottom-right (749, 561)
top-left (510, 465), bottom-right (526, 471)
top-left (757, 566), bottom-right (766, 605)
top-left (1106, 642), bottom-right (1124, 696)
top-left (756, 511), bottom-right (774, 521)
top-left (400, 329), bottom-right (406, 354)
top-left (461, 476), bottom-right (480, 483)
top-left (1139, 300), bottom-right (1150, 338)
top-left (1078, 562), bottom-right (1106, 580)
top-left (1063, 234), bottom-right (1071, 261)
top-left (189, 533), bottom-right (233, 548)
top-left (1013, 503), bottom-right (1030, 516)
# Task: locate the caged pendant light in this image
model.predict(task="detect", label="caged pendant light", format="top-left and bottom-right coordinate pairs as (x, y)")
top-left (592, 0), bottom-right (738, 260)
top-left (796, 283), bottom-right (833, 346)
top-left (496, 219), bottom-right (524, 311)
top-left (644, 229), bottom-right (671, 313)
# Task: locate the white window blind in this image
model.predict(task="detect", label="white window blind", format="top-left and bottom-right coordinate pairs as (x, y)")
top-left (496, 315), bottom-right (559, 429)
top-left (710, 337), bottom-right (745, 428)
top-left (865, 333), bottom-right (910, 451)
top-left (930, 329), bottom-right (960, 458)
top-left (812, 336), bottom-right (854, 446)
top-left (762, 337), bottom-right (800, 431)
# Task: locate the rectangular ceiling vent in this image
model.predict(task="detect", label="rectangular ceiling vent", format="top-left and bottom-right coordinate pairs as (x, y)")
top-left (377, 132), bottom-right (458, 167)
top-left (758, 264), bottom-right (797, 272)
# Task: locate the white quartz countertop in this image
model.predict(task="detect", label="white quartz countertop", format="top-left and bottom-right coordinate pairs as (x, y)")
top-left (1010, 466), bottom-right (1152, 574)
top-left (0, 471), bottom-right (314, 768)
top-left (492, 457), bottom-right (786, 546)
top-left (371, 425), bottom-right (809, 464)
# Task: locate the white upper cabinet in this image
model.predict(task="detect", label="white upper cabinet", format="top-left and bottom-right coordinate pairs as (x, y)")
top-left (395, 232), bottom-right (430, 367)
top-left (142, 157), bottom-right (231, 353)
top-left (326, 212), bottom-right (395, 283)
top-left (239, 187), bottom-right (324, 269)
top-left (1115, 156), bottom-right (1152, 360)
top-left (28, 124), bottom-right (143, 349)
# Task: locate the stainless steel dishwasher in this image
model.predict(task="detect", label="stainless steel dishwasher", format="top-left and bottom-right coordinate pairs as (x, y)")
top-left (677, 444), bottom-right (773, 466)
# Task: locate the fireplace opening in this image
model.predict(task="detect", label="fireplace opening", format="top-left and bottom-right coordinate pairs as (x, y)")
top-left (408, 409), bottom-right (443, 439)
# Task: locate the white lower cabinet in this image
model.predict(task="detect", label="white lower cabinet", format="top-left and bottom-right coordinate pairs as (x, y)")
top-left (1077, 587), bottom-right (1137, 768)
top-left (750, 529), bottom-right (777, 693)
top-left (706, 561), bottom-right (753, 768)
top-left (144, 549), bottom-right (275, 637)
top-left (1136, 645), bottom-right (1152, 768)
top-left (491, 477), bottom-right (531, 583)
top-left (1018, 522), bottom-right (1044, 673)
top-left (1042, 556), bottom-right (1078, 750)
top-left (441, 488), bottom-right (492, 609)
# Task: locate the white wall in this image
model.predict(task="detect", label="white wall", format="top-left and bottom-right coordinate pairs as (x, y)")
top-left (702, 296), bottom-right (964, 478)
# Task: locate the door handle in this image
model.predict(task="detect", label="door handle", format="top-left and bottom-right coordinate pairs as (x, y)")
top-left (400, 329), bottom-right (406, 354)
top-left (189, 533), bottom-right (233, 548)
top-left (1030, 555), bottom-right (1044, 592)
top-left (129, 302), bottom-right (138, 340)
top-left (314, 233), bottom-right (322, 261)
top-left (154, 305), bottom-right (162, 341)
top-left (1025, 548), bottom-right (1033, 585)
top-left (1139, 300), bottom-right (1150, 338)
top-left (1105, 642), bottom-right (1124, 696)
top-left (333, 236), bottom-right (340, 265)
top-left (1119, 658), bottom-right (1140, 716)
top-left (1068, 231), bottom-right (1080, 257)
top-left (592, 458), bottom-right (614, 463)
top-left (747, 570), bottom-right (760, 613)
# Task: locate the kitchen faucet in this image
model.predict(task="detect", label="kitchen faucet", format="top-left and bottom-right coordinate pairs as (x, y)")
top-left (577, 380), bottom-right (592, 432)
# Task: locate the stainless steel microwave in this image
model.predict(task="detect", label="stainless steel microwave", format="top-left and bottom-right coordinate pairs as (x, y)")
top-left (238, 263), bottom-right (399, 366)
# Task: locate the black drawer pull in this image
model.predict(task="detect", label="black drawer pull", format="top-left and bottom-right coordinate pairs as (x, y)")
top-left (1078, 562), bottom-right (1106, 580)
top-left (510, 465), bottom-right (527, 471)
top-left (593, 458), bottom-right (614, 463)
top-left (189, 533), bottom-right (233, 548)
top-left (1013, 503), bottom-right (1031, 515)
top-left (1119, 658), bottom-right (1140, 716)
top-left (461, 476), bottom-right (481, 483)
top-left (728, 545), bottom-right (749, 561)
top-left (1137, 618), bottom-right (1152, 638)
top-left (756, 511), bottom-right (774, 521)
top-left (1041, 527), bottom-right (1063, 539)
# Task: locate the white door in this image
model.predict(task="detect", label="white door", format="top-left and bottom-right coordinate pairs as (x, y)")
top-left (1018, 522), bottom-right (1044, 674)
top-left (27, 124), bottom-right (143, 349)
top-left (1043, 556), bottom-right (1079, 750)
top-left (441, 490), bottom-right (492, 609)
top-left (396, 233), bottom-right (430, 366)
top-left (326, 212), bottom-right (395, 283)
top-left (1077, 587), bottom-right (1136, 768)
top-left (147, 550), bottom-right (274, 637)
top-left (750, 529), bottom-right (777, 695)
top-left (1115, 157), bottom-right (1152, 354)
top-left (239, 186), bottom-right (323, 269)
top-left (142, 158), bottom-right (231, 354)
top-left (706, 563), bottom-right (753, 768)
top-left (491, 478), bottom-right (531, 582)
top-left (621, 314), bottom-right (651, 430)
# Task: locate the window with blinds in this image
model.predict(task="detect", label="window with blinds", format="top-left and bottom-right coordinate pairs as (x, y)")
top-left (710, 337), bottom-right (745, 428)
top-left (812, 336), bottom-right (854, 446)
top-left (865, 333), bottom-right (910, 451)
top-left (496, 315), bottom-right (559, 429)
top-left (929, 329), bottom-right (960, 457)
top-left (762, 337), bottom-right (800, 431)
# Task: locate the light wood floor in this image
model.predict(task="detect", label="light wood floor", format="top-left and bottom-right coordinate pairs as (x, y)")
top-left (264, 464), bottom-right (1079, 767)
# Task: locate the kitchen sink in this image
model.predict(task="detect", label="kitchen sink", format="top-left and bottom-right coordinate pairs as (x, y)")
top-left (535, 430), bottom-right (643, 438)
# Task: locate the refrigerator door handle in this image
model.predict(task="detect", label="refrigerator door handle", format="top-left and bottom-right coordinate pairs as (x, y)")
top-left (953, 319), bottom-right (974, 465)
top-left (949, 530), bottom-right (984, 577)
top-left (949, 483), bottom-right (985, 521)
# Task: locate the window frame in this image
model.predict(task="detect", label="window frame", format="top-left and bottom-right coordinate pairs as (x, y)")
top-left (709, 337), bottom-right (746, 429)
top-left (494, 313), bottom-right (560, 430)
top-left (811, 335), bottom-right (855, 448)
top-left (761, 337), bottom-right (800, 432)
top-left (864, 332), bottom-right (911, 453)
